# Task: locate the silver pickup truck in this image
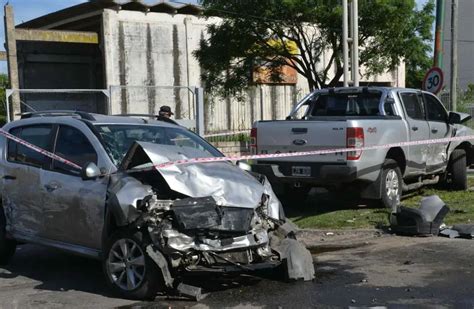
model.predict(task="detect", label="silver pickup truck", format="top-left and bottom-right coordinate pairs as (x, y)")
top-left (251, 87), bottom-right (474, 210)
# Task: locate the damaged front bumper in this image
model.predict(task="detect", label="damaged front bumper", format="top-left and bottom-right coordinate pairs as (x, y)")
top-left (138, 195), bottom-right (315, 287)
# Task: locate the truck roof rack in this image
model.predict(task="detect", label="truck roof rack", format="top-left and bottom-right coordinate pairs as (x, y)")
top-left (19, 110), bottom-right (96, 121)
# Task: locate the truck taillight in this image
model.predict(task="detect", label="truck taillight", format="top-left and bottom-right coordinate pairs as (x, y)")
top-left (347, 127), bottom-right (364, 160)
top-left (250, 128), bottom-right (257, 155)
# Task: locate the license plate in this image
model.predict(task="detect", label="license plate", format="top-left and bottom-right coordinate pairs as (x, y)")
top-left (292, 166), bottom-right (311, 177)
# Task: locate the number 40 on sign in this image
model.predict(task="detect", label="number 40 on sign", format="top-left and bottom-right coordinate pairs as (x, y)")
top-left (422, 67), bottom-right (444, 94)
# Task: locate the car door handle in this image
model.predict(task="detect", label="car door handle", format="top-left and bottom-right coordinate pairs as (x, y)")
top-left (45, 182), bottom-right (61, 192)
top-left (412, 126), bottom-right (418, 131)
top-left (2, 175), bottom-right (16, 180)
top-left (431, 129), bottom-right (438, 134)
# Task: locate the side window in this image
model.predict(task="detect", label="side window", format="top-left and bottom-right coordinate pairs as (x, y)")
top-left (7, 125), bottom-right (53, 168)
top-left (400, 92), bottom-right (425, 120)
top-left (424, 93), bottom-right (448, 122)
top-left (53, 126), bottom-right (97, 175)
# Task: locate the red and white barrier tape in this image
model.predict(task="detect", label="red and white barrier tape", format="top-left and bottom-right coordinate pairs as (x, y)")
top-left (154, 134), bottom-right (474, 169)
top-left (0, 129), bottom-right (82, 170)
top-left (1, 127), bottom-right (474, 172)
top-left (203, 130), bottom-right (249, 138)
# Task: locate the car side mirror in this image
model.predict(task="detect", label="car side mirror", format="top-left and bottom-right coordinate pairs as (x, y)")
top-left (81, 162), bottom-right (101, 180)
top-left (448, 112), bottom-right (461, 124)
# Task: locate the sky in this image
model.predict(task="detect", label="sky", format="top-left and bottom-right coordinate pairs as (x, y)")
top-left (0, 0), bottom-right (428, 73)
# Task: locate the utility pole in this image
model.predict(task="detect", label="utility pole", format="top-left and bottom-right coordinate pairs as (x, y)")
top-left (450, 0), bottom-right (458, 111)
top-left (342, 0), bottom-right (349, 87)
top-left (342, 0), bottom-right (359, 87)
top-left (351, 0), bottom-right (359, 86)
top-left (433, 0), bottom-right (445, 68)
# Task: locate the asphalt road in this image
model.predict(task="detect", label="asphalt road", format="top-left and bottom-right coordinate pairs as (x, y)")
top-left (1, 234), bottom-right (474, 308)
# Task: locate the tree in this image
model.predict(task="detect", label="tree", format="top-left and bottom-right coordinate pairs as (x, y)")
top-left (0, 73), bottom-right (8, 125)
top-left (195, 0), bottom-right (435, 97)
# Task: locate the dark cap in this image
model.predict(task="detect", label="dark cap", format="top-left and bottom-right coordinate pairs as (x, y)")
top-left (159, 105), bottom-right (174, 115)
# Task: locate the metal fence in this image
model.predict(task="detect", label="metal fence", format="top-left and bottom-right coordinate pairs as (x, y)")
top-left (5, 86), bottom-right (205, 135)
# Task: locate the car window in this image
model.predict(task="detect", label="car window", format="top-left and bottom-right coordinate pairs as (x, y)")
top-left (423, 93), bottom-right (447, 122)
top-left (53, 125), bottom-right (97, 175)
top-left (310, 92), bottom-right (382, 117)
top-left (400, 92), bottom-right (425, 120)
top-left (7, 125), bottom-right (53, 168)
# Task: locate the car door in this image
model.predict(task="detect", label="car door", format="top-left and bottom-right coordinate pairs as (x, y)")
top-left (1, 124), bottom-right (54, 237)
top-left (41, 124), bottom-right (108, 250)
top-left (399, 91), bottom-right (430, 176)
top-left (423, 92), bottom-right (451, 173)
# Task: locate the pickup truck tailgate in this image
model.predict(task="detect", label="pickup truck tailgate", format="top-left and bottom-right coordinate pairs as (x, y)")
top-left (255, 120), bottom-right (347, 163)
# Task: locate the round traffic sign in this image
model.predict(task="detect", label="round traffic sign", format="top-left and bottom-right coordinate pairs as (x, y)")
top-left (422, 67), bottom-right (444, 94)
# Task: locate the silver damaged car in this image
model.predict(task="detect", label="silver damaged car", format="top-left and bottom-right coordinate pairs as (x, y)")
top-left (0, 111), bottom-right (314, 300)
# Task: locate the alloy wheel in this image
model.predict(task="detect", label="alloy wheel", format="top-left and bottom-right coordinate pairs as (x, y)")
top-left (106, 238), bottom-right (146, 291)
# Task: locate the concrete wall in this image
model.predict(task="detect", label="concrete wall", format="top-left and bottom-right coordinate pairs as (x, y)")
top-left (102, 9), bottom-right (405, 133)
top-left (443, 0), bottom-right (474, 90)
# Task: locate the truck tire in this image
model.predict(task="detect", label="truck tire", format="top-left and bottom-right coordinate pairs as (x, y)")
top-left (103, 229), bottom-right (164, 300)
top-left (380, 159), bottom-right (402, 212)
top-left (449, 149), bottom-right (467, 190)
top-left (0, 207), bottom-right (16, 265)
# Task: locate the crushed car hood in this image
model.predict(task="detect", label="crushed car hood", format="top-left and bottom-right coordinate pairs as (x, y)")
top-left (120, 141), bottom-right (271, 210)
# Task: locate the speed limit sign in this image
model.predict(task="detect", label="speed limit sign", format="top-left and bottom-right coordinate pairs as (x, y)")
top-left (422, 67), bottom-right (444, 94)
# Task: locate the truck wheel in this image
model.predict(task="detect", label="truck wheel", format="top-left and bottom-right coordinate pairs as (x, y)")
top-left (449, 149), bottom-right (467, 190)
top-left (380, 159), bottom-right (402, 212)
top-left (0, 207), bottom-right (16, 265)
top-left (103, 229), bottom-right (164, 300)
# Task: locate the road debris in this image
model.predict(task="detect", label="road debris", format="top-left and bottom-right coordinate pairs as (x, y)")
top-left (389, 195), bottom-right (449, 236)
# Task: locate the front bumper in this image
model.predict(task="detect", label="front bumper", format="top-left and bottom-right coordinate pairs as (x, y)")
top-left (251, 162), bottom-right (357, 186)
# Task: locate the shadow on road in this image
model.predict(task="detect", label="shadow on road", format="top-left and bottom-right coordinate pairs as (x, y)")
top-left (0, 244), bottom-right (114, 298)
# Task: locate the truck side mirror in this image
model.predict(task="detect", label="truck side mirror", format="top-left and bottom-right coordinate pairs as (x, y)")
top-left (448, 112), bottom-right (461, 124)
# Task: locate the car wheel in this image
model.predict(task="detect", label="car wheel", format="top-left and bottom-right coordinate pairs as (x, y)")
top-left (449, 149), bottom-right (467, 190)
top-left (380, 159), bottom-right (402, 212)
top-left (103, 229), bottom-right (164, 300)
top-left (0, 207), bottom-right (16, 265)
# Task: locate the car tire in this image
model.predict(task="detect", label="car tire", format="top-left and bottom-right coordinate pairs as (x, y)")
top-left (0, 207), bottom-right (16, 265)
top-left (103, 229), bottom-right (164, 300)
top-left (449, 149), bottom-right (467, 191)
top-left (380, 159), bottom-right (402, 212)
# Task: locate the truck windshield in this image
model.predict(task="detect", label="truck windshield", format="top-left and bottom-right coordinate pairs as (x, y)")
top-left (94, 124), bottom-right (223, 165)
top-left (309, 92), bottom-right (384, 116)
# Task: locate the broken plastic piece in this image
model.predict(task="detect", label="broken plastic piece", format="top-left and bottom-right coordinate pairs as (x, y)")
top-left (176, 283), bottom-right (206, 301)
top-left (440, 224), bottom-right (474, 239)
top-left (390, 195), bottom-right (449, 236)
top-left (273, 238), bottom-right (315, 281)
top-left (146, 245), bottom-right (174, 288)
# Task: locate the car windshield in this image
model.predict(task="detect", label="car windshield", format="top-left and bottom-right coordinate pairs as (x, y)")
top-left (94, 124), bottom-right (223, 165)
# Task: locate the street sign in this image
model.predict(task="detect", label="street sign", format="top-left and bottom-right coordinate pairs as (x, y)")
top-left (422, 67), bottom-right (444, 94)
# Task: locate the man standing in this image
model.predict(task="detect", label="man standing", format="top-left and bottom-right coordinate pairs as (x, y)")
top-left (156, 105), bottom-right (178, 124)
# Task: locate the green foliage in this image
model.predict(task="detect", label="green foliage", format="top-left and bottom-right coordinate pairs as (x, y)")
top-left (0, 74), bottom-right (8, 126)
top-left (288, 178), bottom-right (474, 229)
top-left (405, 0), bottom-right (435, 88)
top-left (195, 0), bottom-right (435, 97)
